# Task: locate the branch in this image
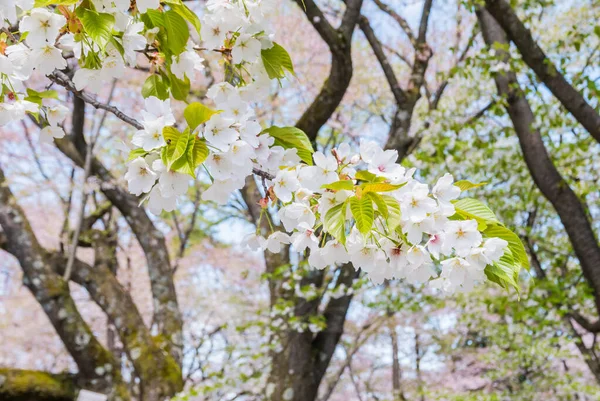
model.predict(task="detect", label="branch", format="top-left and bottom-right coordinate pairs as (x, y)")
top-left (484, 0), bottom-right (600, 142)
top-left (313, 263), bottom-right (358, 379)
top-left (477, 7), bottom-right (600, 317)
top-left (49, 70), bottom-right (143, 130)
top-left (372, 0), bottom-right (417, 47)
top-left (0, 167), bottom-right (128, 397)
top-left (358, 15), bottom-right (408, 106)
top-left (292, 0), bottom-right (364, 141)
top-left (0, 369), bottom-right (77, 401)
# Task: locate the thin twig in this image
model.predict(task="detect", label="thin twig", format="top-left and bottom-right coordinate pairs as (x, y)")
top-left (63, 80), bottom-right (118, 281)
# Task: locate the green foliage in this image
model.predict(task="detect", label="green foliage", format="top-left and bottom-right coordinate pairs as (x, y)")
top-left (161, 127), bottom-right (208, 178)
top-left (349, 196), bottom-right (374, 235)
top-left (25, 89), bottom-right (58, 106)
top-left (321, 180), bottom-right (354, 191)
top-left (454, 197), bottom-right (501, 228)
top-left (142, 75), bottom-right (169, 100)
top-left (164, 0), bottom-right (202, 35)
top-left (76, 8), bottom-right (115, 49)
top-left (324, 201), bottom-right (348, 244)
top-left (184, 102), bottom-right (221, 131)
top-left (163, 10), bottom-right (189, 56)
top-left (262, 126), bottom-right (314, 165)
top-left (261, 42), bottom-right (295, 80)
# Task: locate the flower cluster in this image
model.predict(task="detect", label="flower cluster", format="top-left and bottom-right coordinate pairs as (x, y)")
top-left (244, 141), bottom-right (509, 291)
top-left (0, 0), bottom-right (523, 292)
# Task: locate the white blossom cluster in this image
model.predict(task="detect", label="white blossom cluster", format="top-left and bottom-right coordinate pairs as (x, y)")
top-left (244, 142), bottom-right (508, 292)
top-left (0, 0), bottom-right (515, 292)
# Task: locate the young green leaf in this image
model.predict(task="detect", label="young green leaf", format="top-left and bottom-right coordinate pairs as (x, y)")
top-left (169, 73), bottom-right (190, 101)
top-left (321, 180), bottom-right (354, 191)
top-left (165, 0), bottom-right (202, 36)
top-left (262, 126), bottom-right (314, 165)
top-left (361, 182), bottom-right (405, 194)
top-left (485, 248), bottom-right (519, 292)
top-left (184, 102), bottom-right (221, 131)
top-left (261, 42), bottom-right (294, 80)
top-left (350, 196), bottom-right (374, 235)
top-left (454, 180), bottom-right (487, 191)
top-left (127, 148), bottom-right (149, 161)
top-left (324, 201), bottom-right (348, 244)
top-left (484, 225), bottom-right (530, 270)
top-left (142, 75), bottom-right (169, 100)
top-left (365, 192), bottom-right (388, 219)
top-left (163, 10), bottom-right (189, 56)
top-left (355, 171), bottom-right (385, 182)
top-left (78, 9), bottom-right (115, 48)
top-left (454, 198), bottom-right (501, 225)
top-left (170, 128), bottom-right (191, 166)
top-left (380, 195), bottom-right (401, 230)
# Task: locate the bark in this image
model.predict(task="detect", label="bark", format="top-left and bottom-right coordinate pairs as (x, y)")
top-left (483, 0), bottom-right (600, 142)
top-left (0, 168), bottom-right (130, 400)
top-left (0, 369), bottom-right (77, 401)
top-left (292, 0), bottom-right (363, 143)
top-left (476, 6), bottom-right (600, 325)
top-left (57, 111), bottom-right (184, 365)
top-left (365, 0), bottom-right (434, 159)
top-left (390, 328), bottom-right (406, 401)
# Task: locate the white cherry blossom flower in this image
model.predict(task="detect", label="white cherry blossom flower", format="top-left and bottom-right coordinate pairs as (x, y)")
top-left (39, 125), bottom-right (65, 143)
top-left (443, 220), bottom-right (482, 257)
top-left (20, 8), bottom-right (66, 48)
top-left (132, 118), bottom-right (167, 151)
top-left (124, 157), bottom-right (158, 195)
top-left (290, 222), bottom-right (318, 252)
top-left (232, 33), bottom-right (262, 64)
top-left (46, 105), bottom-right (69, 126)
top-left (204, 115), bottom-right (238, 149)
top-left (273, 169), bottom-right (300, 203)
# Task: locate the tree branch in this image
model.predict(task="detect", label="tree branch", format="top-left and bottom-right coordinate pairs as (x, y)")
top-left (484, 0), bottom-right (600, 142)
top-left (292, 0), bottom-right (364, 141)
top-left (0, 167), bottom-right (129, 398)
top-left (0, 369), bottom-right (77, 401)
top-left (477, 7), bottom-right (600, 318)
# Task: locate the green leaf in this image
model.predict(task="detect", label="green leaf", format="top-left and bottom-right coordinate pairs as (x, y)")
top-left (163, 126), bottom-right (180, 144)
top-left (35, 0), bottom-right (78, 5)
top-left (454, 198), bottom-right (501, 226)
top-left (184, 102), bottom-right (221, 131)
top-left (143, 9), bottom-right (165, 27)
top-left (262, 126), bottom-right (314, 165)
top-left (25, 89), bottom-right (59, 105)
top-left (454, 180), bottom-right (486, 191)
top-left (165, 0), bottom-right (202, 36)
top-left (127, 148), bottom-right (149, 161)
top-left (163, 10), bottom-right (189, 56)
top-left (380, 195), bottom-right (401, 230)
top-left (170, 128), bottom-right (191, 167)
top-left (355, 170), bottom-right (386, 182)
top-left (261, 42), bottom-right (295, 80)
top-left (361, 182), bottom-right (405, 194)
top-left (485, 248), bottom-right (519, 292)
top-left (189, 137), bottom-right (209, 167)
top-left (349, 196), bottom-right (374, 235)
top-left (365, 192), bottom-right (388, 219)
top-left (484, 225), bottom-right (530, 270)
top-left (321, 180), bottom-right (354, 191)
top-left (324, 201), bottom-right (348, 245)
top-left (142, 75), bottom-right (169, 100)
top-left (169, 73), bottom-right (190, 101)
top-left (78, 9), bottom-right (115, 48)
